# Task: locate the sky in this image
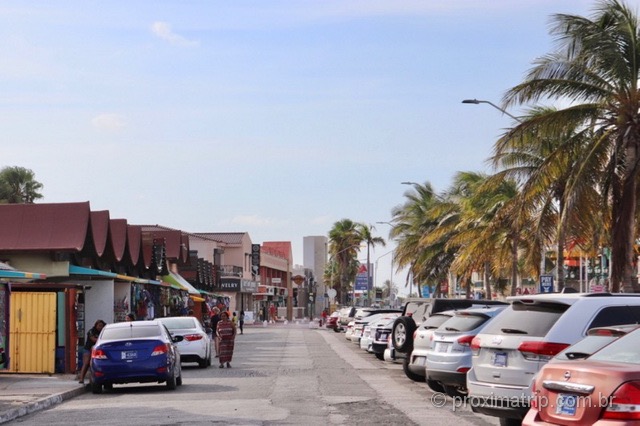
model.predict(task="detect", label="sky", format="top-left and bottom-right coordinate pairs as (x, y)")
top-left (1, 0), bottom-right (598, 294)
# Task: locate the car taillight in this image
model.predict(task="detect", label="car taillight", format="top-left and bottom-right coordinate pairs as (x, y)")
top-left (184, 334), bottom-right (203, 341)
top-left (91, 348), bottom-right (107, 359)
top-left (470, 337), bottom-right (481, 355)
top-left (456, 367), bottom-right (470, 373)
top-left (151, 344), bottom-right (169, 356)
top-left (518, 341), bottom-right (570, 361)
top-left (602, 381), bottom-right (640, 420)
top-left (457, 335), bottom-right (474, 347)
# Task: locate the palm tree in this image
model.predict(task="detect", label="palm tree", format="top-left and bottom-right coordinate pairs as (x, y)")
top-left (0, 166), bottom-right (44, 204)
top-left (357, 223), bottom-right (385, 305)
top-left (327, 219), bottom-right (363, 305)
top-left (502, 0), bottom-right (640, 292)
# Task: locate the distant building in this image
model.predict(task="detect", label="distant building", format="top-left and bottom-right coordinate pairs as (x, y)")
top-left (303, 236), bottom-right (327, 317)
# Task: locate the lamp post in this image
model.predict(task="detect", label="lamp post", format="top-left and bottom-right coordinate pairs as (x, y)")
top-left (461, 99), bottom-right (522, 123)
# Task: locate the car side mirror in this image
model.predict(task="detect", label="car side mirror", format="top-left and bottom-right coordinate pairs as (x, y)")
top-left (172, 335), bottom-right (184, 343)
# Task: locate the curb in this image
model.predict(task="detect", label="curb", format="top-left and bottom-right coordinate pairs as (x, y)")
top-left (0, 385), bottom-right (87, 424)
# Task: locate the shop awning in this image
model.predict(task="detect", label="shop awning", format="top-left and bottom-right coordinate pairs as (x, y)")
top-left (0, 270), bottom-right (47, 280)
top-left (69, 265), bottom-right (165, 287)
top-left (162, 272), bottom-right (201, 295)
top-left (190, 295), bottom-right (206, 303)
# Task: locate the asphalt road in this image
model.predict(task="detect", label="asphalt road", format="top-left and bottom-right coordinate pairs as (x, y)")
top-left (9, 323), bottom-right (500, 426)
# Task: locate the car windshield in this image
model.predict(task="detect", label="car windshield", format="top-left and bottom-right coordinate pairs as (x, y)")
top-left (438, 314), bottom-right (489, 332)
top-left (480, 301), bottom-right (568, 337)
top-left (158, 318), bottom-right (197, 329)
top-left (589, 328), bottom-right (640, 364)
top-left (101, 325), bottom-right (161, 340)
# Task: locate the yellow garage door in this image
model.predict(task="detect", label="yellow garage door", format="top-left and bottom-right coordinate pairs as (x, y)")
top-left (9, 292), bottom-right (56, 373)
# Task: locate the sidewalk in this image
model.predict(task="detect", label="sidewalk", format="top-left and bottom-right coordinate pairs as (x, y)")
top-left (0, 374), bottom-right (86, 424)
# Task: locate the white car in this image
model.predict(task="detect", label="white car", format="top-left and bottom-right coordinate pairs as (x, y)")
top-left (156, 316), bottom-right (212, 368)
top-left (467, 293), bottom-right (640, 425)
top-left (360, 314), bottom-right (400, 352)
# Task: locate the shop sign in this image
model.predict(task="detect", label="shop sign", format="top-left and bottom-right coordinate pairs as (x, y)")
top-left (219, 277), bottom-right (240, 292)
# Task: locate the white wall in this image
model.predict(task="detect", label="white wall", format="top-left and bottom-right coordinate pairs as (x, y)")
top-left (77, 279), bottom-right (115, 329)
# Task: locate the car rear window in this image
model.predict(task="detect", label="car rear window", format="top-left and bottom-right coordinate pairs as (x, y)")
top-left (422, 314), bottom-right (452, 330)
top-left (159, 318), bottom-right (197, 329)
top-left (480, 302), bottom-right (568, 337)
top-left (101, 325), bottom-right (161, 340)
top-left (587, 306), bottom-right (640, 329)
top-left (438, 314), bottom-right (489, 332)
top-left (554, 335), bottom-right (618, 361)
top-left (589, 328), bottom-right (640, 364)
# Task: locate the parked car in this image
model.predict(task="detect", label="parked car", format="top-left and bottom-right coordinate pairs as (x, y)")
top-left (371, 317), bottom-right (401, 360)
top-left (325, 311), bottom-right (341, 332)
top-left (425, 306), bottom-right (507, 398)
top-left (350, 309), bottom-right (402, 344)
top-left (523, 326), bottom-right (640, 425)
top-left (467, 293), bottom-right (640, 425)
top-left (156, 316), bottom-right (212, 368)
top-left (338, 307), bottom-right (357, 330)
top-left (90, 320), bottom-right (183, 394)
top-left (360, 313), bottom-right (400, 352)
top-left (391, 297), bottom-right (508, 354)
top-left (404, 310), bottom-right (458, 386)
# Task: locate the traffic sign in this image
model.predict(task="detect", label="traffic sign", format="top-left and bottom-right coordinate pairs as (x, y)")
top-left (540, 275), bottom-right (554, 293)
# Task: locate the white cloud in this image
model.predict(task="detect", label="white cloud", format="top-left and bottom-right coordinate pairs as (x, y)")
top-left (90, 113), bottom-right (126, 131)
top-left (151, 21), bottom-right (198, 47)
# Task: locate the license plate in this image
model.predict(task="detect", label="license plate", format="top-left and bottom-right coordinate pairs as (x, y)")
top-left (492, 352), bottom-right (507, 367)
top-left (121, 350), bottom-right (138, 360)
top-left (413, 356), bottom-right (426, 366)
top-left (556, 394), bottom-right (577, 416)
top-left (379, 333), bottom-right (388, 340)
top-left (434, 342), bottom-right (449, 353)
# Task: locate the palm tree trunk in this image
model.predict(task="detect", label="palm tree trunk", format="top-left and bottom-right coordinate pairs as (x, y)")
top-left (510, 236), bottom-right (519, 296)
top-left (611, 149), bottom-right (639, 293)
top-left (484, 261), bottom-right (492, 300)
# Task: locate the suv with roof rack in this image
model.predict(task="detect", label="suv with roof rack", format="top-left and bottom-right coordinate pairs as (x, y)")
top-left (467, 292), bottom-right (640, 426)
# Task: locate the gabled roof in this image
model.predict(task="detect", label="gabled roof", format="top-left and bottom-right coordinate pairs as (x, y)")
top-left (0, 201), bottom-right (91, 251)
top-left (193, 232), bottom-right (246, 245)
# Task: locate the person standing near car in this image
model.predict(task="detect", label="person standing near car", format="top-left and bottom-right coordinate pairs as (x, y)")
top-left (79, 319), bottom-right (106, 384)
top-left (216, 311), bottom-right (236, 368)
top-left (210, 307), bottom-right (221, 357)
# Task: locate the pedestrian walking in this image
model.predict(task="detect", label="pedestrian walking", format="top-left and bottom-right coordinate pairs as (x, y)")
top-left (78, 319), bottom-right (106, 384)
top-left (239, 310), bottom-right (245, 334)
top-left (321, 308), bottom-right (328, 326)
top-left (216, 311), bottom-right (236, 368)
top-left (232, 311), bottom-right (238, 328)
top-left (269, 304), bottom-right (277, 323)
top-left (210, 307), bottom-right (221, 358)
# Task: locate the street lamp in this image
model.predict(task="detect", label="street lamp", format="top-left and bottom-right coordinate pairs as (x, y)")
top-left (461, 99), bottom-right (522, 123)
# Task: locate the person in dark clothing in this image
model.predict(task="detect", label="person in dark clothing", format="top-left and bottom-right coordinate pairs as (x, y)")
top-left (239, 310), bottom-right (245, 335)
top-left (210, 307), bottom-right (221, 357)
top-left (79, 319), bottom-right (106, 384)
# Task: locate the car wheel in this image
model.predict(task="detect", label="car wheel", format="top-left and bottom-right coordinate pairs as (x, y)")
top-left (426, 379), bottom-right (445, 393)
top-left (166, 370), bottom-right (177, 390)
top-left (402, 355), bottom-right (425, 382)
top-left (177, 372), bottom-right (183, 386)
top-left (198, 356), bottom-right (208, 368)
top-left (443, 384), bottom-right (468, 399)
top-left (91, 382), bottom-right (103, 394)
top-left (333, 328), bottom-right (341, 333)
top-left (207, 348), bottom-right (212, 366)
top-left (392, 317), bottom-right (416, 353)
top-left (375, 352), bottom-right (384, 361)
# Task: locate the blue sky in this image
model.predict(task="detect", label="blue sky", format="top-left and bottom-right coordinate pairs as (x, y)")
top-left (1, 1), bottom-right (596, 293)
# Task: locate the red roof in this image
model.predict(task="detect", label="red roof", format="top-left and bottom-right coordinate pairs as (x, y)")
top-left (0, 202), bottom-right (91, 251)
top-left (90, 210), bottom-right (110, 257)
top-left (109, 219), bottom-right (127, 262)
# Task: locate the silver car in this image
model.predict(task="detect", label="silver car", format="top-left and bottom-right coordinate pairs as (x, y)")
top-left (425, 306), bottom-right (507, 398)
